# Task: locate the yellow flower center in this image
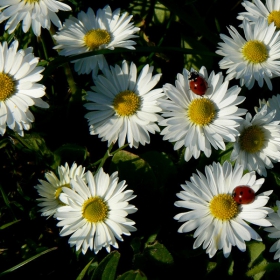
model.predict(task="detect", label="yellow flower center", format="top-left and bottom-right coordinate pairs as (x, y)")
top-left (24, 0), bottom-right (39, 3)
top-left (209, 194), bottom-right (239, 221)
top-left (268, 10), bottom-right (280, 29)
top-left (242, 40), bottom-right (268, 64)
top-left (113, 90), bottom-right (141, 116)
top-left (0, 73), bottom-right (15, 101)
top-left (55, 184), bottom-right (71, 205)
top-left (188, 98), bottom-right (216, 126)
top-left (84, 29), bottom-right (111, 50)
top-left (239, 125), bottom-right (265, 153)
top-left (82, 196), bottom-right (108, 223)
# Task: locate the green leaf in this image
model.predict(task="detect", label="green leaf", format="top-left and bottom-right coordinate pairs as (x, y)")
top-left (217, 142), bottom-right (234, 165)
top-left (159, 0), bottom-right (219, 45)
top-left (0, 137), bottom-right (9, 149)
top-left (0, 183), bottom-right (15, 218)
top-left (247, 241), bottom-right (266, 268)
top-left (143, 241), bottom-right (174, 267)
top-left (153, 3), bottom-right (170, 24)
top-left (91, 251), bottom-right (120, 280)
top-left (117, 269), bottom-right (147, 280)
top-left (0, 220), bottom-right (20, 230)
top-left (11, 132), bottom-right (55, 167)
top-left (246, 259), bottom-right (268, 280)
top-left (140, 151), bottom-right (177, 187)
top-left (228, 260), bottom-right (234, 276)
top-left (207, 261), bottom-right (217, 274)
top-left (145, 232), bottom-right (158, 247)
top-left (182, 36), bottom-right (214, 71)
top-left (0, 247), bottom-right (57, 276)
top-left (270, 171), bottom-right (280, 187)
top-left (54, 143), bottom-right (88, 168)
top-left (12, 133), bottom-right (50, 155)
top-left (131, 237), bottom-right (142, 255)
top-left (110, 150), bottom-right (157, 190)
top-left (128, 0), bottom-right (151, 19)
top-left (245, 241), bottom-right (268, 279)
top-left (76, 258), bottom-right (94, 280)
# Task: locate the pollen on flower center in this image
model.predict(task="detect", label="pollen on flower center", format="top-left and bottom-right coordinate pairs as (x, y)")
top-left (242, 40), bottom-right (268, 64)
top-left (113, 90), bottom-right (141, 116)
top-left (188, 98), bottom-right (216, 126)
top-left (84, 29), bottom-right (111, 50)
top-left (209, 194), bottom-right (239, 221)
top-left (82, 196), bottom-right (108, 223)
top-left (239, 125), bottom-right (265, 153)
top-left (268, 10), bottom-right (280, 29)
top-left (0, 73), bottom-right (15, 101)
top-left (55, 184), bottom-right (71, 205)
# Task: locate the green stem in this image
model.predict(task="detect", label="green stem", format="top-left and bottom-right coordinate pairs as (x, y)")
top-left (90, 143), bottom-right (129, 169)
top-left (37, 36), bottom-right (49, 60)
top-left (96, 143), bottom-right (115, 172)
top-left (0, 183), bottom-right (16, 220)
top-left (63, 62), bottom-right (78, 99)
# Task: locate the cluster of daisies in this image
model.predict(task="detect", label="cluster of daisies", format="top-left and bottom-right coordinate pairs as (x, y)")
top-left (2, 0), bottom-right (280, 260)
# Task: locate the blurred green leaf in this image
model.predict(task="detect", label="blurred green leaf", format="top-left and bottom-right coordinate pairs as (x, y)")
top-left (0, 183), bottom-right (15, 218)
top-left (207, 261), bottom-right (217, 274)
top-left (0, 220), bottom-right (20, 230)
top-left (182, 36), bottom-right (214, 71)
top-left (16, 183), bottom-right (32, 201)
top-left (128, 0), bottom-right (151, 18)
top-left (153, 3), bottom-right (170, 24)
top-left (91, 251), bottom-right (120, 280)
top-left (228, 260), bottom-right (234, 276)
top-left (0, 247), bottom-right (57, 276)
top-left (0, 138), bottom-right (9, 149)
top-left (117, 269), bottom-right (147, 280)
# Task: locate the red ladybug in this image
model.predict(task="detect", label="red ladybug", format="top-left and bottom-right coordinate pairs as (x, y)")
top-left (189, 71), bottom-right (208, 96)
top-left (232, 186), bottom-right (255, 205)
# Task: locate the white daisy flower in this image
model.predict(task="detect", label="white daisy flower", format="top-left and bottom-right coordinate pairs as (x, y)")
top-left (255, 94), bottom-right (280, 121)
top-left (264, 201), bottom-right (280, 262)
top-left (55, 168), bottom-right (137, 255)
top-left (35, 162), bottom-right (86, 218)
top-left (0, 0), bottom-right (71, 37)
top-left (53, 5), bottom-right (140, 79)
top-left (174, 161), bottom-right (273, 258)
top-left (0, 40), bottom-right (49, 136)
top-left (159, 66), bottom-right (246, 162)
top-left (84, 60), bottom-right (164, 148)
top-left (231, 105), bottom-right (280, 177)
top-left (237, 0), bottom-right (280, 29)
top-left (216, 18), bottom-right (280, 90)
